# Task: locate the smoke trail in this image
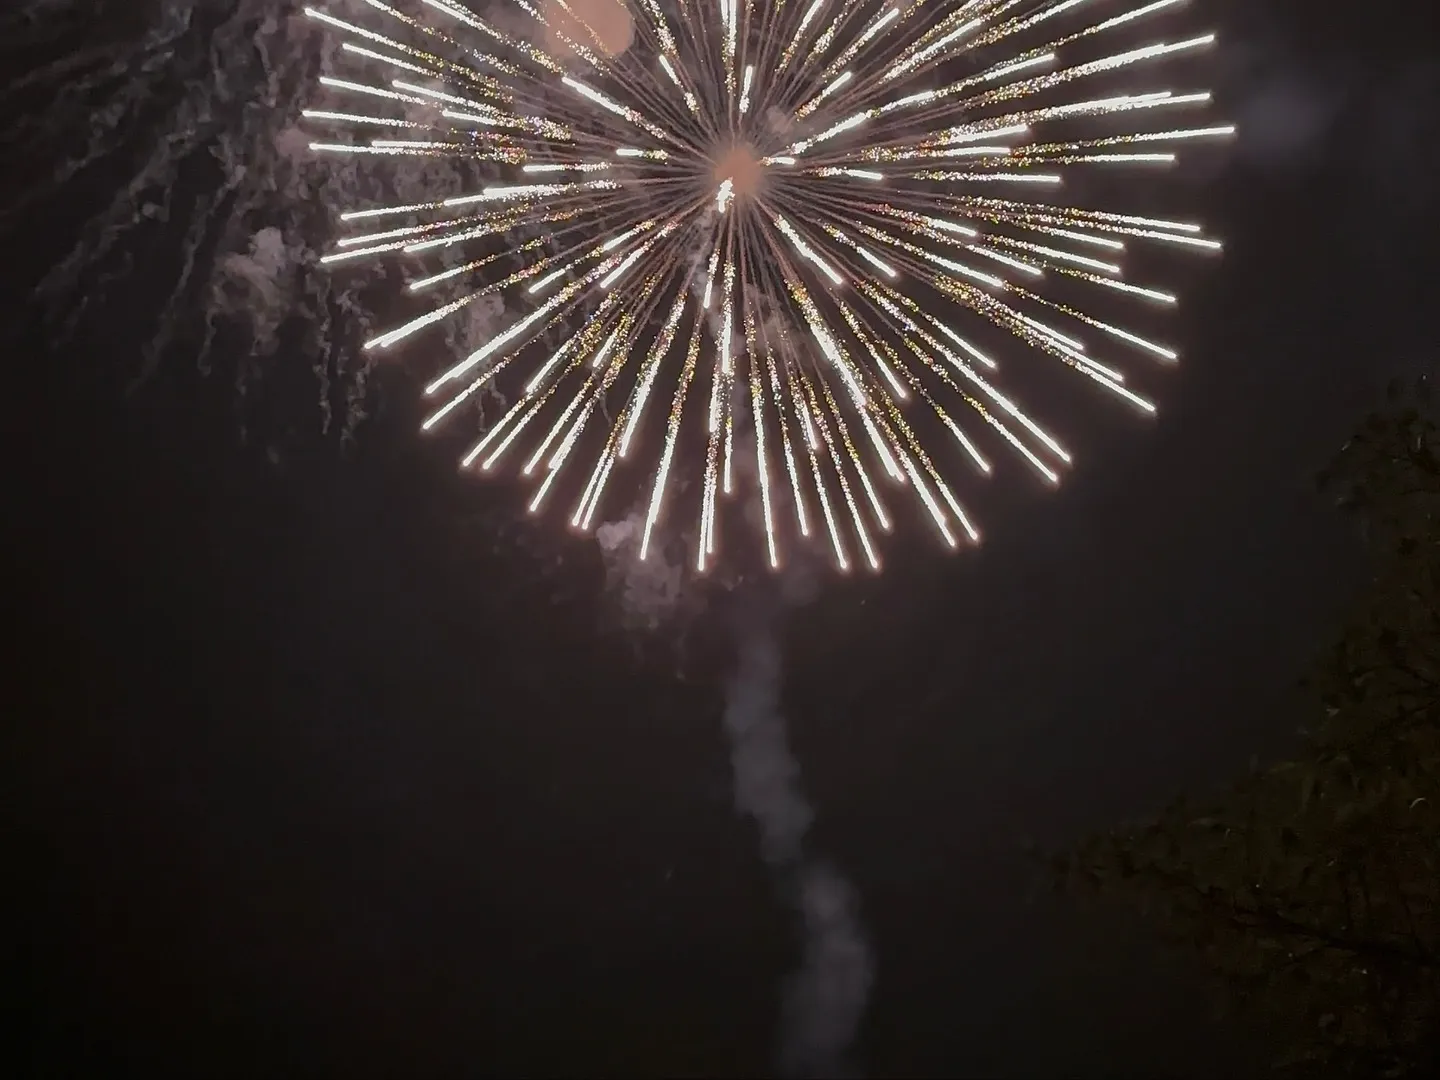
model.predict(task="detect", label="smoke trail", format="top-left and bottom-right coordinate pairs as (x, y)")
top-left (723, 590), bottom-right (872, 1078)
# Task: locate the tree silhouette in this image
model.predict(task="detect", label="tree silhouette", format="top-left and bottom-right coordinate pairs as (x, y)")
top-left (1061, 376), bottom-right (1440, 1076)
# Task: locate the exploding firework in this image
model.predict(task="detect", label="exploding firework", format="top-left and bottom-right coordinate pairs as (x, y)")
top-left (305, 0), bottom-right (1229, 573)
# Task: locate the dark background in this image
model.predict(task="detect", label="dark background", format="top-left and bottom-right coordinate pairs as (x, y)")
top-left (10, 1), bottom-right (1439, 1075)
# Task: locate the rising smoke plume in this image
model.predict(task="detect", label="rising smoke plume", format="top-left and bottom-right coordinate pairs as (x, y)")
top-left (591, 514), bottom-right (872, 1075)
top-left (724, 588), bottom-right (873, 1078)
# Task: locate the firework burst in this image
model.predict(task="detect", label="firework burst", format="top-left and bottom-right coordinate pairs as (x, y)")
top-left (305, 0), bottom-right (1230, 573)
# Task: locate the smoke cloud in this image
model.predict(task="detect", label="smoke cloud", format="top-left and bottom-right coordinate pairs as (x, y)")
top-left (594, 510), bottom-right (689, 629)
top-left (11, 0), bottom-right (513, 448)
top-left (724, 591), bottom-right (873, 1078)
top-left (539, 0), bottom-right (633, 60)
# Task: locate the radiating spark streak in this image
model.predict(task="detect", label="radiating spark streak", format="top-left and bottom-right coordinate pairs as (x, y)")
top-left (1065, 152), bottom-right (1176, 163)
top-left (699, 407), bottom-right (722, 570)
top-left (847, 241), bottom-right (897, 278)
top-left (422, 364), bottom-right (512, 434)
top-left (828, 6), bottom-right (900, 73)
top-left (305, 7), bottom-right (415, 52)
top-left (522, 163), bottom-right (611, 173)
top-left (864, 283), bottom-right (1071, 466)
top-left (1106, 123), bottom-right (1236, 142)
top-left (529, 316), bottom-right (615, 394)
top-left (1090, 0), bottom-right (1189, 35)
top-left (979, 53), bottom-right (1056, 83)
top-left (302, 110), bottom-right (416, 127)
top-left (923, 171), bottom-right (1063, 184)
top-left (310, 0), bottom-right (1225, 574)
top-left (818, 378), bottom-right (892, 533)
top-left (319, 239), bottom-right (411, 262)
top-left (1063, 313), bottom-right (1178, 360)
top-left (522, 351), bottom-right (610, 476)
top-left (641, 318), bottom-right (703, 561)
top-left (967, 246), bottom-right (1043, 276)
top-left (918, 316), bottom-right (999, 373)
top-left (1080, 275), bottom-right (1177, 303)
top-left (802, 111), bottom-right (867, 149)
top-left (878, 89), bottom-right (937, 114)
top-left (528, 268), bottom-right (566, 293)
top-left (1015, 314), bottom-right (1088, 353)
top-left (723, 404), bottom-right (735, 494)
top-left (869, 229), bottom-right (1007, 290)
top-left (782, 0), bottom-right (828, 72)
top-left (368, 139), bottom-right (469, 150)
top-left (917, 216), bottom-right (978, 238)
top-left (621, 293), bottom-right (688, 458)
top-left (813, 168), bottom-right (882, 181)
top-left (763, 348), bottom-right (811, 539)
top-left (702, 247), bottom-right (720, 310)
top-left (750, 357), bottom-right (780, 566)
top-left (1009, 240), bottom-right (1121, 273)
top-left (415, 272), bottom-right (588, 374)
top-left (834, 300), bottom-right (909, 411)
top-left (338, 42), bottom-right (436, 78)
top-left (601, 222), bottom-right (652, 253)
top-left (1040, 226), bottom-right (1125, 249)
top-left (482, 394), bottom-right (549, 471)
top-left (774, 216), bottom-right (843, 285)
top-left (943, 123), bottom-right (1032, 143)
top-left (803, 374), bottom-right (879, 571)
top-left (789, 368), bottom-right (848, 571)
top-left (562, 76), bottom-right (667, 140)
top-left (936, 146), bottom-right (1015, 158)
top-left (478, 180), bottom-right (619, 201)
top-left (340, 201), bottom-right (444, 221)
top-left (797, 70), bottom-right (852, 118)
top-left (319, 75), bottom-right (430, 104)
top-left (392, 81), bottom-right (481, 107)
top-left (410, 247), bottom-right (515, 291)
top-left (460, 404), bottom-right (522, 468)
top-left (886, 15), bottom-right (985, 80)
top-left (601, 241), bottom-right (653, 288)
top-left (310, 142), bottom-right (428, 155)
top-left (1126, 229), bottom-right (1223, 250)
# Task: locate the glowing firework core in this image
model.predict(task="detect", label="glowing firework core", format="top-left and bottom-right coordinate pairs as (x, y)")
top-left (713, 143), bottom-right (766, 201)
top-left (306, 1), bottom-right (1230, 576)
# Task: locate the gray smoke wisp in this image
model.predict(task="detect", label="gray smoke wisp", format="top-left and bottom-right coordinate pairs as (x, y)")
top-left (724, 593), bottom-right (872, 1079)
top-left (594, 510), bottom-right (687, 630)
top-left (9, 0), bottom-right (520, 451)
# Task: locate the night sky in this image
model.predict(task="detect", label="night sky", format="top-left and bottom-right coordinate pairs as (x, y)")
top-left (11, 1), bottom-right (1440, 1076)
